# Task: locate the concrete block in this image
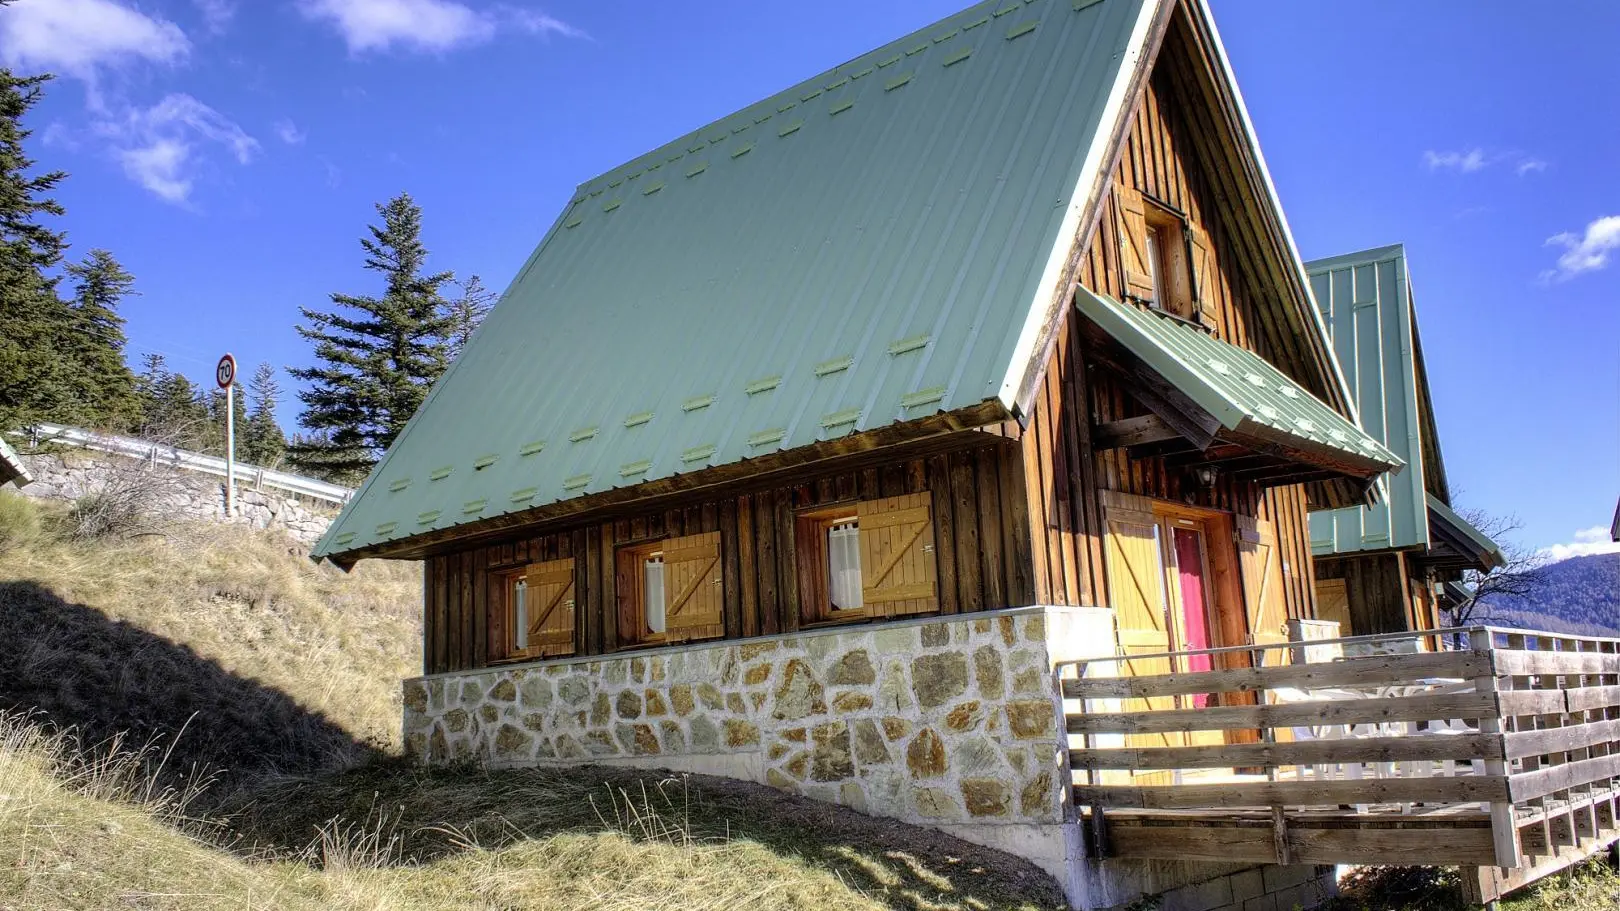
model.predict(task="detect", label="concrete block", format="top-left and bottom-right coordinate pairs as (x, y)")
top-left (1229, 869), bottom-right (1266, 903)
top-left (1241, 895), bottom-right (1278, 911)
top-left (1160, 875), bottom-right (1233, 911)
top-left (1261, 865), bottom-right (1311, 893)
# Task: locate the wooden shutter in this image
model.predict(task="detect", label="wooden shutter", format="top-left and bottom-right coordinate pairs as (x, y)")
top-left (1115, 184), bottom-right (1157, 303)
top-left (663, 531), bottom-right (724, 642)
top-left (1314, 578), bottom-right (1351, 635)
top-left (1188, 224), bottom-right (1219, 329)
top-left (1102, 494), bottom-right (1182, 781)
top-left (1236, 516), bottom-right (1289, 652)
top-left (524, 558), bottom-right (577, 657)
top-left (856, 493), bottom-right (938, 617)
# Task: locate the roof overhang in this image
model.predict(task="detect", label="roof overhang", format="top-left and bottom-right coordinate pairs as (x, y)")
top-left (1075, 285), bottom-right (1401, 509)
top-left (1418, 493), bottom-right (1506, 575)
top-left (1611, 497), bottom-right (1619, 543)
top-left (0, 437), bottom-right (31, 488)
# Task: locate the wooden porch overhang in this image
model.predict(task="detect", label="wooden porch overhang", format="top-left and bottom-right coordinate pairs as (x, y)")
top-left (1058, 627), bottom-right (1620, 904)
top-left (1073, 288), bottom-right (1399, 510)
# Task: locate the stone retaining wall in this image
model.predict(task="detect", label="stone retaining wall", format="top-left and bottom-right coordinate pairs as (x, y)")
top-left (14, 449), bottom-right (339, 545)
top-left (404, 606), bottom-right (1113, 831)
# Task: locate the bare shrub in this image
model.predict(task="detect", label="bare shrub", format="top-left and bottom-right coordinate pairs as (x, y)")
top-left (64, 454), bottom-right (172, 541)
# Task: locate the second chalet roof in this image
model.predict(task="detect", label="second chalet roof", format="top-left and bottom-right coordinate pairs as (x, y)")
top-left (314, 0), bottom-right (1158, 561)
top-left (0, 436), bottom-right (30, 488)
top-left (1074, 287), bottom-right (1401, 475)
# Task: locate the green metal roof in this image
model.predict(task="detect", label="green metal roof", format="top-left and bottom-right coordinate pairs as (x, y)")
top-left (0, 436), bottom-right (30, 488)
top-left (1073, 286), bottom-right (1402, 472)
top-left (1426, 493), bottom-right (1506, 571)
top-left (314, 0), bottom-right (1161, 561)
top-left (1305, 244), bottom-right (1431, 556)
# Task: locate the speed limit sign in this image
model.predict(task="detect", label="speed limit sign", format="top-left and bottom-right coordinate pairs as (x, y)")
top-left (216, 353), bottom-right (236, 389)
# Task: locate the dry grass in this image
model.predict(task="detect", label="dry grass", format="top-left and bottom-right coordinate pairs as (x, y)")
top-left (0, 490), bottom-right (420, 781)
top-left (0, 492), bottom-right (1066, 911)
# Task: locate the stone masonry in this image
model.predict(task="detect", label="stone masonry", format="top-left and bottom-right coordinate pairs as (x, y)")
top-left (15, 449), bottom-right (340, 545)
top-left (403, 606), bottom-right (1089, 827)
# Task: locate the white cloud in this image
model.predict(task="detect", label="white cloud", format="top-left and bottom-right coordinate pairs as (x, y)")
top-left (1541, 215), bottom-right (1620, 283)
top-left (274, 117), bottom-right (307, 145)
top-left (297, 0), bottom-right (582, 53)
top-left (1538, 526), bottom-right (1620, 563)
top-left (1516, 158), bottom-right (1548, 176)
top-left (95, 94), bottom-right (259, 204)
top-left (0, 0), bottom-right (189, 89)
top-left (1424, 148), bottom-right (1487, 173)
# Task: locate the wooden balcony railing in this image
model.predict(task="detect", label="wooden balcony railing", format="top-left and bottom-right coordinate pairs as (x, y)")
top-left (1056, 627), bottom-right (1620, 903)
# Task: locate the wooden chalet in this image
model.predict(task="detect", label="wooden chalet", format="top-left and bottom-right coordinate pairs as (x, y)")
top-left (1304, 245), bottom-right (1505, 639)
top-left (314, 1), bottom-right (1618, 907)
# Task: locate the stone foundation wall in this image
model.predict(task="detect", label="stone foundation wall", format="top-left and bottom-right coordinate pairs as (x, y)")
top-left (15, 450), bottom-right (340, 545)
top-left (403, 606), bottom-right (1108, 828)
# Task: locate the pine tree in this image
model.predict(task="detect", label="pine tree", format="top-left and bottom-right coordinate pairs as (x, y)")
top-left (62, 248), bottom-right (141, 429)
top-left (203, 385), bottom-right (248, 457)
top-left (240, 361), bottom-right (286, 467)
top-left (444, 273), bottom-right (496, 359)
top-left (288, 193), bottom-right (454, 481)
top-left (0, 68), bottom-right (73, 430)
top-left (135, 354), bottom-right (209, 447)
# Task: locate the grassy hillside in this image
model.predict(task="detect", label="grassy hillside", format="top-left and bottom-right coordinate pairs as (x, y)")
top-left (0, 491), bottom-right (1066, 911)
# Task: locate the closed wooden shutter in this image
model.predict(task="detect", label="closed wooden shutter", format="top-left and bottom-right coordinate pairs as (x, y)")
top-left (663, 531), bottom-right (724, 642)
top-left (856, 493), bottom-right (938, 617)
top-left (1115, 184), bottom-right (1157, 303)
top-left (1237, 516), bottom-right (1289, 652)
top-left (1314, 578), bottom-right (1351, 635)
top-left (1103, 494), bottom-right (1182, 782)
top-left (1188, 224), bottom-right (1219, 329)
top-left (524, 558), bottom-right (577, 658)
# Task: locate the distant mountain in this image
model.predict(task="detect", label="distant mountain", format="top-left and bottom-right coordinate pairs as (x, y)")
top-left (1478, 552), bottom-right (1620, 637)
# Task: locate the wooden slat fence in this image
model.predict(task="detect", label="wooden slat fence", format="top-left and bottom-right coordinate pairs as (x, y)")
top-left (1056, 625), bottom-right (1620, 895)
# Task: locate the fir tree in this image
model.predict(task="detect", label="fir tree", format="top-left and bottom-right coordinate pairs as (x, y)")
top-left (62, 248), bottom-right (141, 429)
top-left (203, 384), bottom-right (248, 457)
top-left (288, 193), bottom-right (454, 481)
top-left (444, 273), bottom-right (496, 359)
top-left (240, 361), bottom-right (287, 467)
top-left (0, 68), bottom-right (73, 429)
top-left (135, 354), bottom-right (209, 447)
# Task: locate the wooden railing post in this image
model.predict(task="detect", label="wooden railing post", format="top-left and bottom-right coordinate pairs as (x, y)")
top-left (1471, 627), bottom-right (1522, 869)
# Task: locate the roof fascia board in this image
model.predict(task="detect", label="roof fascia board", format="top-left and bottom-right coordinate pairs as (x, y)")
top-left (312, 198), bottom-right (581, 560)
top-left (1190, 0), bottom-right (1362, 429)
top-left (1304, 242), bottom-right (1406, 274)
top-left (1000, 0), bottom-right (1168, 422)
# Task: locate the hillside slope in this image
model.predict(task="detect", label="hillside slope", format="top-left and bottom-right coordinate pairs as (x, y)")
top-left (1481, 552), bottom-right (1620, 637)
top-left (0, 492), bottom-right (1066, 911)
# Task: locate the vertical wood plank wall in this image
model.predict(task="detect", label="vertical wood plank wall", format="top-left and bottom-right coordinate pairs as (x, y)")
top-left (422, 442), bottom-right (1032, 675)
top-left (1018, 27), bottom-right (1319, 621)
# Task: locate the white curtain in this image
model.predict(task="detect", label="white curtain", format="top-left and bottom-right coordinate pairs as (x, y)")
top-left (513, 579), bottom-right (529, 649)
top-left (644, 556), bottom-right (666, 633)
top-left (829, 521), bottom-right (863, 610)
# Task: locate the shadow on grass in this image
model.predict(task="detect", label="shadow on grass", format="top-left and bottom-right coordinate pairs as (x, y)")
top-left (225, 759), bottom-right (1068, 911)
top-left (0, 580), bottom-right (384, 784)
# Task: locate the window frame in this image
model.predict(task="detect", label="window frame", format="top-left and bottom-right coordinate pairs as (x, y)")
top-left (495, 566), bottom-right (531, 658)
top-left (1141, 198), bottom-right (1195, 321)
top-left (795, 503), bottom-right (869, 626)
top-left (615, 538), bottom-right (669, 646)
top-left (489, 559), bottom-right (576, 663)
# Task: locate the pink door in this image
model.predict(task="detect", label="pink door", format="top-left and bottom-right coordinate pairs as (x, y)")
top-left (1173, 527), bottom-right (1213, 706)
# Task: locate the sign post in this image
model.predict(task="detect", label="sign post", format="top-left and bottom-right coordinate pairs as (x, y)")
top-left (216, 354), bottom-right (237, 516)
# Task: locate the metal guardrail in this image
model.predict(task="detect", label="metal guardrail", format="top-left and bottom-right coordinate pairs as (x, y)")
top-left (9, 423), bottom-right (354, 505)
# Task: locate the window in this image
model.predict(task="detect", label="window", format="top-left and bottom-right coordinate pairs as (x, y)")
top-left (797, 493), bottom-right (938, 625)
top-left (616, 532), bottom-right (723, 645)
top-left (492, 558), bottom-right (575, 662)
top-left (1117, 184), bottom-right (1215, 329)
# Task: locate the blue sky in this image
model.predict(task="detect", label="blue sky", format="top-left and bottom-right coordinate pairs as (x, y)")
top-left (1, 0), bottom-right (1615, 558)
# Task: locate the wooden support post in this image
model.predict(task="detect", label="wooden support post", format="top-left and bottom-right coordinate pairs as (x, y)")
top-left (1271, 805), bottom-right (1291, 865)
top-left (1472, 628), bottom-right (1522, 870)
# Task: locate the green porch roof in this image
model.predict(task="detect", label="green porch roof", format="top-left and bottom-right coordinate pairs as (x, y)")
top-left (313, 0), bottom-right (1160, 561)
top-left (1306, 244), bottom-right (1439, 557)
top-left (1073, 286), bottom-right (1401, 475)
top-left (0, 436), bottom-right (30, 488)
top-left (1425, 493), bottom-right (1506, 572)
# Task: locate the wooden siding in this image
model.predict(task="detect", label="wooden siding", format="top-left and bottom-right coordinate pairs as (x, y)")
top-left (1018, 17), bottom-right (1320, 625)
top-left (422, 442), bottom-right (1031, 675)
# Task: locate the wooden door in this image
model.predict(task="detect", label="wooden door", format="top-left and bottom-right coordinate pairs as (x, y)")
top-left (1236, 516), bottom-right (1289, 658)
top-left (1103, 498), bottom-right (1182, 783)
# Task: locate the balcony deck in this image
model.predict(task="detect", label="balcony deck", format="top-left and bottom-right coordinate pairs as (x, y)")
top-left (1058, 628), bottom-right (1620, 904)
